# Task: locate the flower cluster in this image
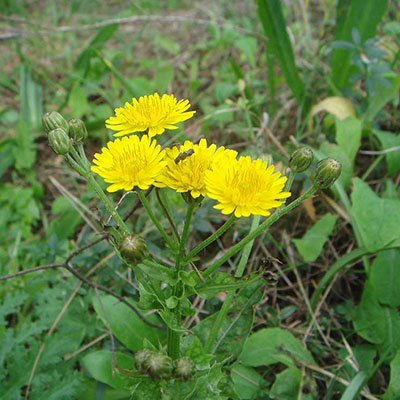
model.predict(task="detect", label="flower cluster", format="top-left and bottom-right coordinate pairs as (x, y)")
top-left (92, 93), bottom-right (291, 218)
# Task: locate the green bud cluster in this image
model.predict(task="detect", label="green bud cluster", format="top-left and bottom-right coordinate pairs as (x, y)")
top-left (119, 235), bottom-right (149, 265)
top-left (134, 350), bottom-right (195, 381)
top-left (42, 111), bottom-right (89, 156)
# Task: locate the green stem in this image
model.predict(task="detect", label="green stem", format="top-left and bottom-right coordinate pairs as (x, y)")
top-left (184, 214), bottom-right (236, 262)
top-left (167, 202), bottom-right (195, 359)
top-left (204, 215), bottom-right (260, 353)
top-left (203, 186), bottom-right (317, 278)
top-left (136, 190), bottom-right (176, 251)
top-left (87, 174), bottom-right (130, 235)
top-left (285, 170), bottom-right (295, 193)
top-left (65, 154), bottom-right (87, 176)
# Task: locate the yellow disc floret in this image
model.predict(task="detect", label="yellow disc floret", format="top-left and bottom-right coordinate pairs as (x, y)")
top-left (91, 135), bottom-right (166, 192)
top-left (105, 93), bottom-right (195, 138)
top-left (205, 156), bottom-right (291, 217)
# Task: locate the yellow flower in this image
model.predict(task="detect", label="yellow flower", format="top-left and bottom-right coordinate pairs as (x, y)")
top-left (105, 93), bottom-right (195, 138)
top-left (205, 156), bottom-right (291, 218)
top-left (91, 135), bottom-right (166, 192)
top-left (156, 138), bottom-right (237, 198)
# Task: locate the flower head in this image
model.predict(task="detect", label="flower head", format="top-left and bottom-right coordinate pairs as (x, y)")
top-left (91, 135), bottom-right (166, 192)
top-left (105, 93), bottom-right (195, 138)
top-left (205, 156), bottom-right (291, 218)
top-left (156, 138), bottom-right (237, 199)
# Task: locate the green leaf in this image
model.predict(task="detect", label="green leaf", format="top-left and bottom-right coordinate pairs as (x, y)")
top-left (353, 279), bottom-right (400, 348)
top-left (374, 130), bottom-right (400, 176)
top-left (383, 350), bottom-right (400, 400)
top-left (293, 213), bottom-right (337, 262)
top-left (256, 0), bottom-right (304, 102)
top-left (14, 119), bottom-right (36, 171)
top-left (92, 295), bottom-right (165, 352)
top-left (82, 351), bottom-right (135, 390)
top-left (231, 363), bottom-right (264, 400)
top-left (340, 371), bottom-right (367, 400)
top-left (351, 178), bottom-right (400, 252)
top-left (270, 366), bottom-right (316, 399)
top-left (330, 0), bottom-right (389, 89)
top-left (336, 117), bottom-right (362, 163)
top-left (363, 73), bottom-right (400, 122)
top-left (370, 249), bottom-right (400, 308)
top-left (239, 328), bottom-right (316, 368)
top-left (19, 65), bottom-right (43, 130)
top-left (68, 83), bottom-right (89, 119)
top-left (154, 66), bottom-right (174, 94)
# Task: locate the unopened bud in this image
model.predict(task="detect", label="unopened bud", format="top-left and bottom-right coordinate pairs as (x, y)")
top-left (145, 353), bottom-right (173, 380)
top-left (311, 158), bottom-right (342, 189)
top-left (119, 235), bottom-right (149, 265)
top-left (42, 111), bottom-right (69, 134)
top-left (173, 357), bottom-right (194, 381)
top-left (134, 349), bottom-right (154, 374)
top-left (289, 147), bottom-right (313, 173)
top-left (69, 118), bottom-right (88, 142)
top-left (48, 128), bottom-right (72, 155)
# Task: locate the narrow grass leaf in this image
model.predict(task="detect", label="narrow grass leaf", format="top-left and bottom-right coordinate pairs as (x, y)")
top-left (256, 0), bottom-right (304, 102)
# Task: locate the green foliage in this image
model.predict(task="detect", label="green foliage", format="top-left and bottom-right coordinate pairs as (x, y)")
top-left (293, 213), bottom-right (337, 262)
top-left (256, 0), bottom-right (304, 102)
top-left (92, 295), bottom-right (165, 352)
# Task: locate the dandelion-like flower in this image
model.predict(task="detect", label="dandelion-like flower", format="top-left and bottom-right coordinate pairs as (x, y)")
top-left (156, 138), bottom-right (237, 198)
top-left (91, 135), bottom-right (166, 192)
top-left (205, 156), bottom-right (291, 217)
top-left (105, 93), bottom-right (195, 138)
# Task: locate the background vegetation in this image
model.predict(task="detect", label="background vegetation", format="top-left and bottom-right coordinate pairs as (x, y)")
top-left (1, 0), bottom-right (400, 398)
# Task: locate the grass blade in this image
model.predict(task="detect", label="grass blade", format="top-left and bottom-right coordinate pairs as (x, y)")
top-left (256, 0), bottom-right (305, 102)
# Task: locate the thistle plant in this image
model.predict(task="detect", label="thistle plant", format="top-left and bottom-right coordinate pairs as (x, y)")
top-left (41, 93), bottom-right (341, 396)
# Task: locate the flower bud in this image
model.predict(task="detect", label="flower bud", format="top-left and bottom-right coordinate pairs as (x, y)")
top-left (134, 349), bottom-right (154, 374)
top-left (289, 147), bottom-right (314, 173)
top-left (42, 111), bottom-right (69, 134)
top-left (311, 158), bottom-right (342, 189)
top-left (173, 357), bottom-right (194, 381)
top-left (48, 128), bottom-right (72, 155)
top-left (119, 235), bottom-right (149, 265)
top-left (145, 353), bottom-right (174, 380)
top-left (68, 118), bottom-right (88, 142)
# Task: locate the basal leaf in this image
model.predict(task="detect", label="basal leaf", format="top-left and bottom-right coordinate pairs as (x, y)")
top-left (351, 178), bottom-right (400, 252)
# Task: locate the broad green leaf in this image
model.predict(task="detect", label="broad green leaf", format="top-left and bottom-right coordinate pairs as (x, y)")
top-left (82, 351), bottom-right (135, 390)
top-left (239, 328), bottom-right (316, 368)
top-left (330, 0), bottom-right (389, 89)
top-left (374, 130), bottom-right (400, 176)
top-left (383, 351), bottom-right (400, 400)
top-left (270, 366), bottom-right (316, 399)
top-left (231, 363), bottom-right (264, 400)
top-left (336, 117), bottom-right (362, 162)
top-left (92, 295), bottom-right (165, 352)
top-left (293, 213), bottom-right (337, 262)
top-left (370, 249), bottom-right (400, 308)
top-left (363, 73), bottom-right (400, 122)
top-left (351, 178), bottom-right (400, 252)
top-left (354, 280), bottom-right (400, 347)
top-left (14, 119), bottom-right (36, 171)
top-left (256, 0), bottom-right (304, 102)
top-left (319, 142), bottom-right (353, 188)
